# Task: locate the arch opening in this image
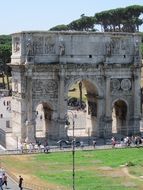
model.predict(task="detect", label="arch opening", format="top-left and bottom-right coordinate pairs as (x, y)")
top-left (35, 102), bottom-right (53, 142)
top-left (112, 99), bottom-right (128, 136)
top-left (66, 79), bottom-right (99, 139)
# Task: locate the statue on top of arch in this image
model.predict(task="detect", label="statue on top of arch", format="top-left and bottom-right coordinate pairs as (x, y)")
top-left (26, 38), bottom-right (34, 62)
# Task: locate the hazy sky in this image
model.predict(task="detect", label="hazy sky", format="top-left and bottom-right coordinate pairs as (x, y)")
top-left (0, 0), bottom-right (143, 34)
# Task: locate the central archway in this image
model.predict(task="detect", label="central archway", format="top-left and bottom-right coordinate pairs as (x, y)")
top-left (66, 78), bottom-right (101, 139)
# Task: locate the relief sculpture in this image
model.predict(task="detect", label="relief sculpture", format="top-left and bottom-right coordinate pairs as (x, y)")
top-left (33, 37), bottom-right (44, 55)
top-left (111, 78), bottom-right (132, 95)
top-left (45, 37), bottom-right (55, 54)
top-left (26, 38), bottom-right (34, 62)
top-left (33, 79), bottom-right (58, 97)
top-left (59, 43), bottom-right (65, 56)
top-left (13, 37), bottom-right (20, 53)
top-left (121, 79), bottom-right (131, 91)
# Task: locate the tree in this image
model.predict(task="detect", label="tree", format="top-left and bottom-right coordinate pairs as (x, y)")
top-left (49, 24), bottom-right (69, 31)
top-left (49, 5), bottom-right (143, 33)
top-left (95, 5), bottom-right (143, 32)
top-left (68, 15), bottom-right (96, 31)
top-left (0, 35), bottom-right (12, 90)
top-left (49, 15), bottom-right (97, 31)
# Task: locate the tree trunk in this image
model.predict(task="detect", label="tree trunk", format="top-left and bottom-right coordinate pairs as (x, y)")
top-left (2, 73), bottom-right (5, 89)
top-left (6, 74), bottom-right (10, 90)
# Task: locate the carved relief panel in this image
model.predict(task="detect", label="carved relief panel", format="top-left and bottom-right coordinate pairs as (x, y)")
top-left (44, 36), bottom-right (56, 54)
top-left (32, 79), bottom-right (58, 98)
top-left (33, 36), bottom-right (44, 55)
top-left (111, 78), bottom-right (132, 95)
top-left (105, 37), bottom-right (132, 57)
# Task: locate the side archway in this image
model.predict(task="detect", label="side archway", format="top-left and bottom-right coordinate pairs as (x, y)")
top-left (34, 101), bottom-right (53, 142)
top-left (112, 99), bottom-right (128, 136)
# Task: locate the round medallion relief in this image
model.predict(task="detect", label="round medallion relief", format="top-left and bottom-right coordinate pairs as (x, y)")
top-left (46, 80), bottom-right (57, 91)
top-left (111, 79), bottom-right (120, 90)
top-left (121, 79), bottom-right (131, 91)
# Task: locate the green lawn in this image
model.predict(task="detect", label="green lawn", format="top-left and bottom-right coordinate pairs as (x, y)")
top-left (1, 147), bottom-right (143, 190)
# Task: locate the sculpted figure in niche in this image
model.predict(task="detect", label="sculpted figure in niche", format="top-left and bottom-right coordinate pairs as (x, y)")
top-left (33, 37), bottom-right (44, 55)
top-left (105, 42), bottom-right (112, 57)
top-left (105, 40), bottom-right (116, 56)
top-left (14, 37), bottom-right (20, 53)
top-left (26, 39), bottom-right (33, 56)
top-left (59, 43), bottom-right (65, 56)
top-left (14, 42), bottom-right (20, 52)
top-left (134, 40), bottom-right (139, 56)
top-left (26, 39), bottom-right (33, 62)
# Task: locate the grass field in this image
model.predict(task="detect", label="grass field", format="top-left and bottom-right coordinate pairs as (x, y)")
top-left (1, 147), bottom-right (143, 190)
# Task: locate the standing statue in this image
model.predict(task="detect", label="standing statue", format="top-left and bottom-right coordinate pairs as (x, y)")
top-left (59, 43), bottom-right (65, 56)
top-left (26, 39), bottom-right (33, 62)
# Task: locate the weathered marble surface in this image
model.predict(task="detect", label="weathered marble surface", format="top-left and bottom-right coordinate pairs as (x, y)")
top-left (10, 31), bottom-right (142, 142)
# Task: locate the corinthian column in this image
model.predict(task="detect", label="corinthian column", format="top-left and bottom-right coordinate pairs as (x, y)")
top-left (58, 64), bottom-right (67, 138)
top-left (104, 76), bottom-right (112, 138)
top-left (105, 76), bottom-right (111, 117)
top-left (25, 65), bottom-right (36, 143)
top-left (133, 72), bottom-right (141, 134)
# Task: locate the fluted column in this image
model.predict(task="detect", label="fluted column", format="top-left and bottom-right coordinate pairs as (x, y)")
top-left (105, 76), bottom-right (111, 117)
top-left (58, 64), bottom-right (67, 138)
top-left (133, 72), bottom-right (141, 134)
top-left (25, 64), bottom-right (36, 143)
top-left (104, 76), bottom-right (112, 138)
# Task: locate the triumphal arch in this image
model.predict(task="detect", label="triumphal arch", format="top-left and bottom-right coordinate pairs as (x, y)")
top-left (10, 31), bottom-right (142, 143)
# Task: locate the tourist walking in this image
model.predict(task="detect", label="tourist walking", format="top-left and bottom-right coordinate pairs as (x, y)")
top-left (19, 176), bottom-right (23, 190)
top-left (2, 173), bottom-right (7, 188)
top-left (0, 167), bottom-right (5, 189)
top-left (111, 136), bottom-right (116, 148)
top-left (93, 139), bottom-right (96, 149)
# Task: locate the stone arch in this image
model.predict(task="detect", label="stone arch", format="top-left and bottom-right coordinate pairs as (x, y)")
top-left (34, 100), bottom-right (54, 142)
top-left (9, 31), bottom-right (142, 148)
top-left (65, 76), bottom-right (103, 98)
top-left (65, 76), bottom-right (104, 137)
top-left (112, 98), bottom-right (129, 136)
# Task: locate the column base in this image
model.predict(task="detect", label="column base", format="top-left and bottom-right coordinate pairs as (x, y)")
top-left (25, 121), bottom-right (36, 143)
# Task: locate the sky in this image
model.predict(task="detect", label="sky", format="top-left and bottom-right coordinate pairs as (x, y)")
top-left (0, 0), bottom-right (143, 35)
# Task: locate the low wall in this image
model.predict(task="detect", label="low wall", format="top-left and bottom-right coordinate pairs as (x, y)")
top-left (0, 128), bottom-right (6, 147)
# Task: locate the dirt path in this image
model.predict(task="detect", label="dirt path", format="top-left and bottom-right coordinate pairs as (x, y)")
top-left (122, 167), bottom-right (143, 181)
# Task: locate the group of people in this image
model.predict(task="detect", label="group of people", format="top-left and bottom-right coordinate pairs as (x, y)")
top-left (19, 141), bottom-right (50, 154)
top-left (111, 135), bottom-right (143, 148)
top-left (0, 168), bottom-right (23, 190)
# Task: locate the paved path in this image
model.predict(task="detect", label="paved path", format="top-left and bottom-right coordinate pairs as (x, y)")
top-left (5, 175), bottom-right (19, 189)
top-left (6, 175), bottom-right (32, 190)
